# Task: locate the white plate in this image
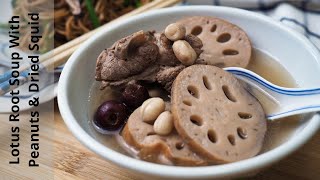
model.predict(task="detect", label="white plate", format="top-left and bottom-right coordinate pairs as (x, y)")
top-left (0, 35), bottom-right (58, 113)
top-left (0, 0), bottom-right (58, 113)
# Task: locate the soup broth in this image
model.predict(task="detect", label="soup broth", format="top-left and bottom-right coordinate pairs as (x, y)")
top-left (247, 49), bottom-right (301, 153)
top-left (87, 48), bottom-right (302, 159)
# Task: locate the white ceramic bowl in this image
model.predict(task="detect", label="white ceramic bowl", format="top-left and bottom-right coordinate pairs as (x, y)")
top-left (58, 6), bottom-right (320, 179)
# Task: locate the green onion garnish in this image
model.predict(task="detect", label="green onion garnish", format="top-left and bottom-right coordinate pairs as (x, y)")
top-left (124, 0), bottom-right (130, 6)
top-left (84, 0), bottom-right (100, 28)
top-left (135, 0), bottom-right (142, 7)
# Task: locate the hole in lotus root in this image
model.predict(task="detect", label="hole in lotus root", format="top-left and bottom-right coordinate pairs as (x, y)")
top-left (175, 142), bottom-right (184, 150)
top-left (238, 112), bottom-right (252, 119)
top-left (227, 135), bottom-right (236, 146)
top-left (191, 26), bottom-right (202, 36)
top-left (207, 129), bottom-right (217, 143)
top-left (187, 85), bottom-right (199, 99)
top-left (213, 63), bottom-right (225, 68)
top-left (223, 49), bottom-right (239, 56)
top-left (237, 127), bottom-right (248, 139)
top-left (210, 24), bottom-right (217, 32)
top-left (147, 132), bottom-right (156, 136)
top-left (202, 76), bottom-right (212, 90)
top-left (183, 100), bottom-right (192, 106)
top-left (222, 85), bottom-right (237, 102)
top-left (190, 115), bottom-right (203, 126)
top-left (217, 33), bottom-right (231, 43)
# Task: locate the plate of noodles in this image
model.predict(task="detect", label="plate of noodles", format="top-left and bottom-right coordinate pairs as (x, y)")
top-left (0, 0), bottom-right (153, 112)
top-left (54, 0), bottom-right (153, 47)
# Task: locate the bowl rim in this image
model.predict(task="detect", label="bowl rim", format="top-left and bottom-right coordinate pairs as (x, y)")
top-left (58, 6), bottom-right (320, 178)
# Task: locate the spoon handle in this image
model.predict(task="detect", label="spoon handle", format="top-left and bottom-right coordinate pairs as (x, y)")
top-left (266, 88), bottom-right (320, 120)
top-left (225, 67), bottom-right (320, 120)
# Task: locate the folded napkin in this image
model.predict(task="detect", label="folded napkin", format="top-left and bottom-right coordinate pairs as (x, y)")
top-left (184, 0), bottom-right (320, 51)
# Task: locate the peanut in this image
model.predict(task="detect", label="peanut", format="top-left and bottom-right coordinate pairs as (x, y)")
top-left (154, 111), bottom-right (174, 135)
top-left (173, 40), bottom-right (197, 66)
top-left (164, 23), bottom-right (186, 41)
top-left (141, 97), bottom-right (165, 123)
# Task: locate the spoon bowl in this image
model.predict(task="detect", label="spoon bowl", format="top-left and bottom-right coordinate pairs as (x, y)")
top-left (225, 67), bottom-right (320, 120)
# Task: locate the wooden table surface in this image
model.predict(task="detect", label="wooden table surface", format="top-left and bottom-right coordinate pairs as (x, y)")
top-left (1, 99), bottom-right (320, 179)
top-left (54, 100), bottom-right (320, 179)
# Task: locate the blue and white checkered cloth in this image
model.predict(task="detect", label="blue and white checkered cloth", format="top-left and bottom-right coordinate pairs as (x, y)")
top-left (184, 0), bottom-right (320, 51)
